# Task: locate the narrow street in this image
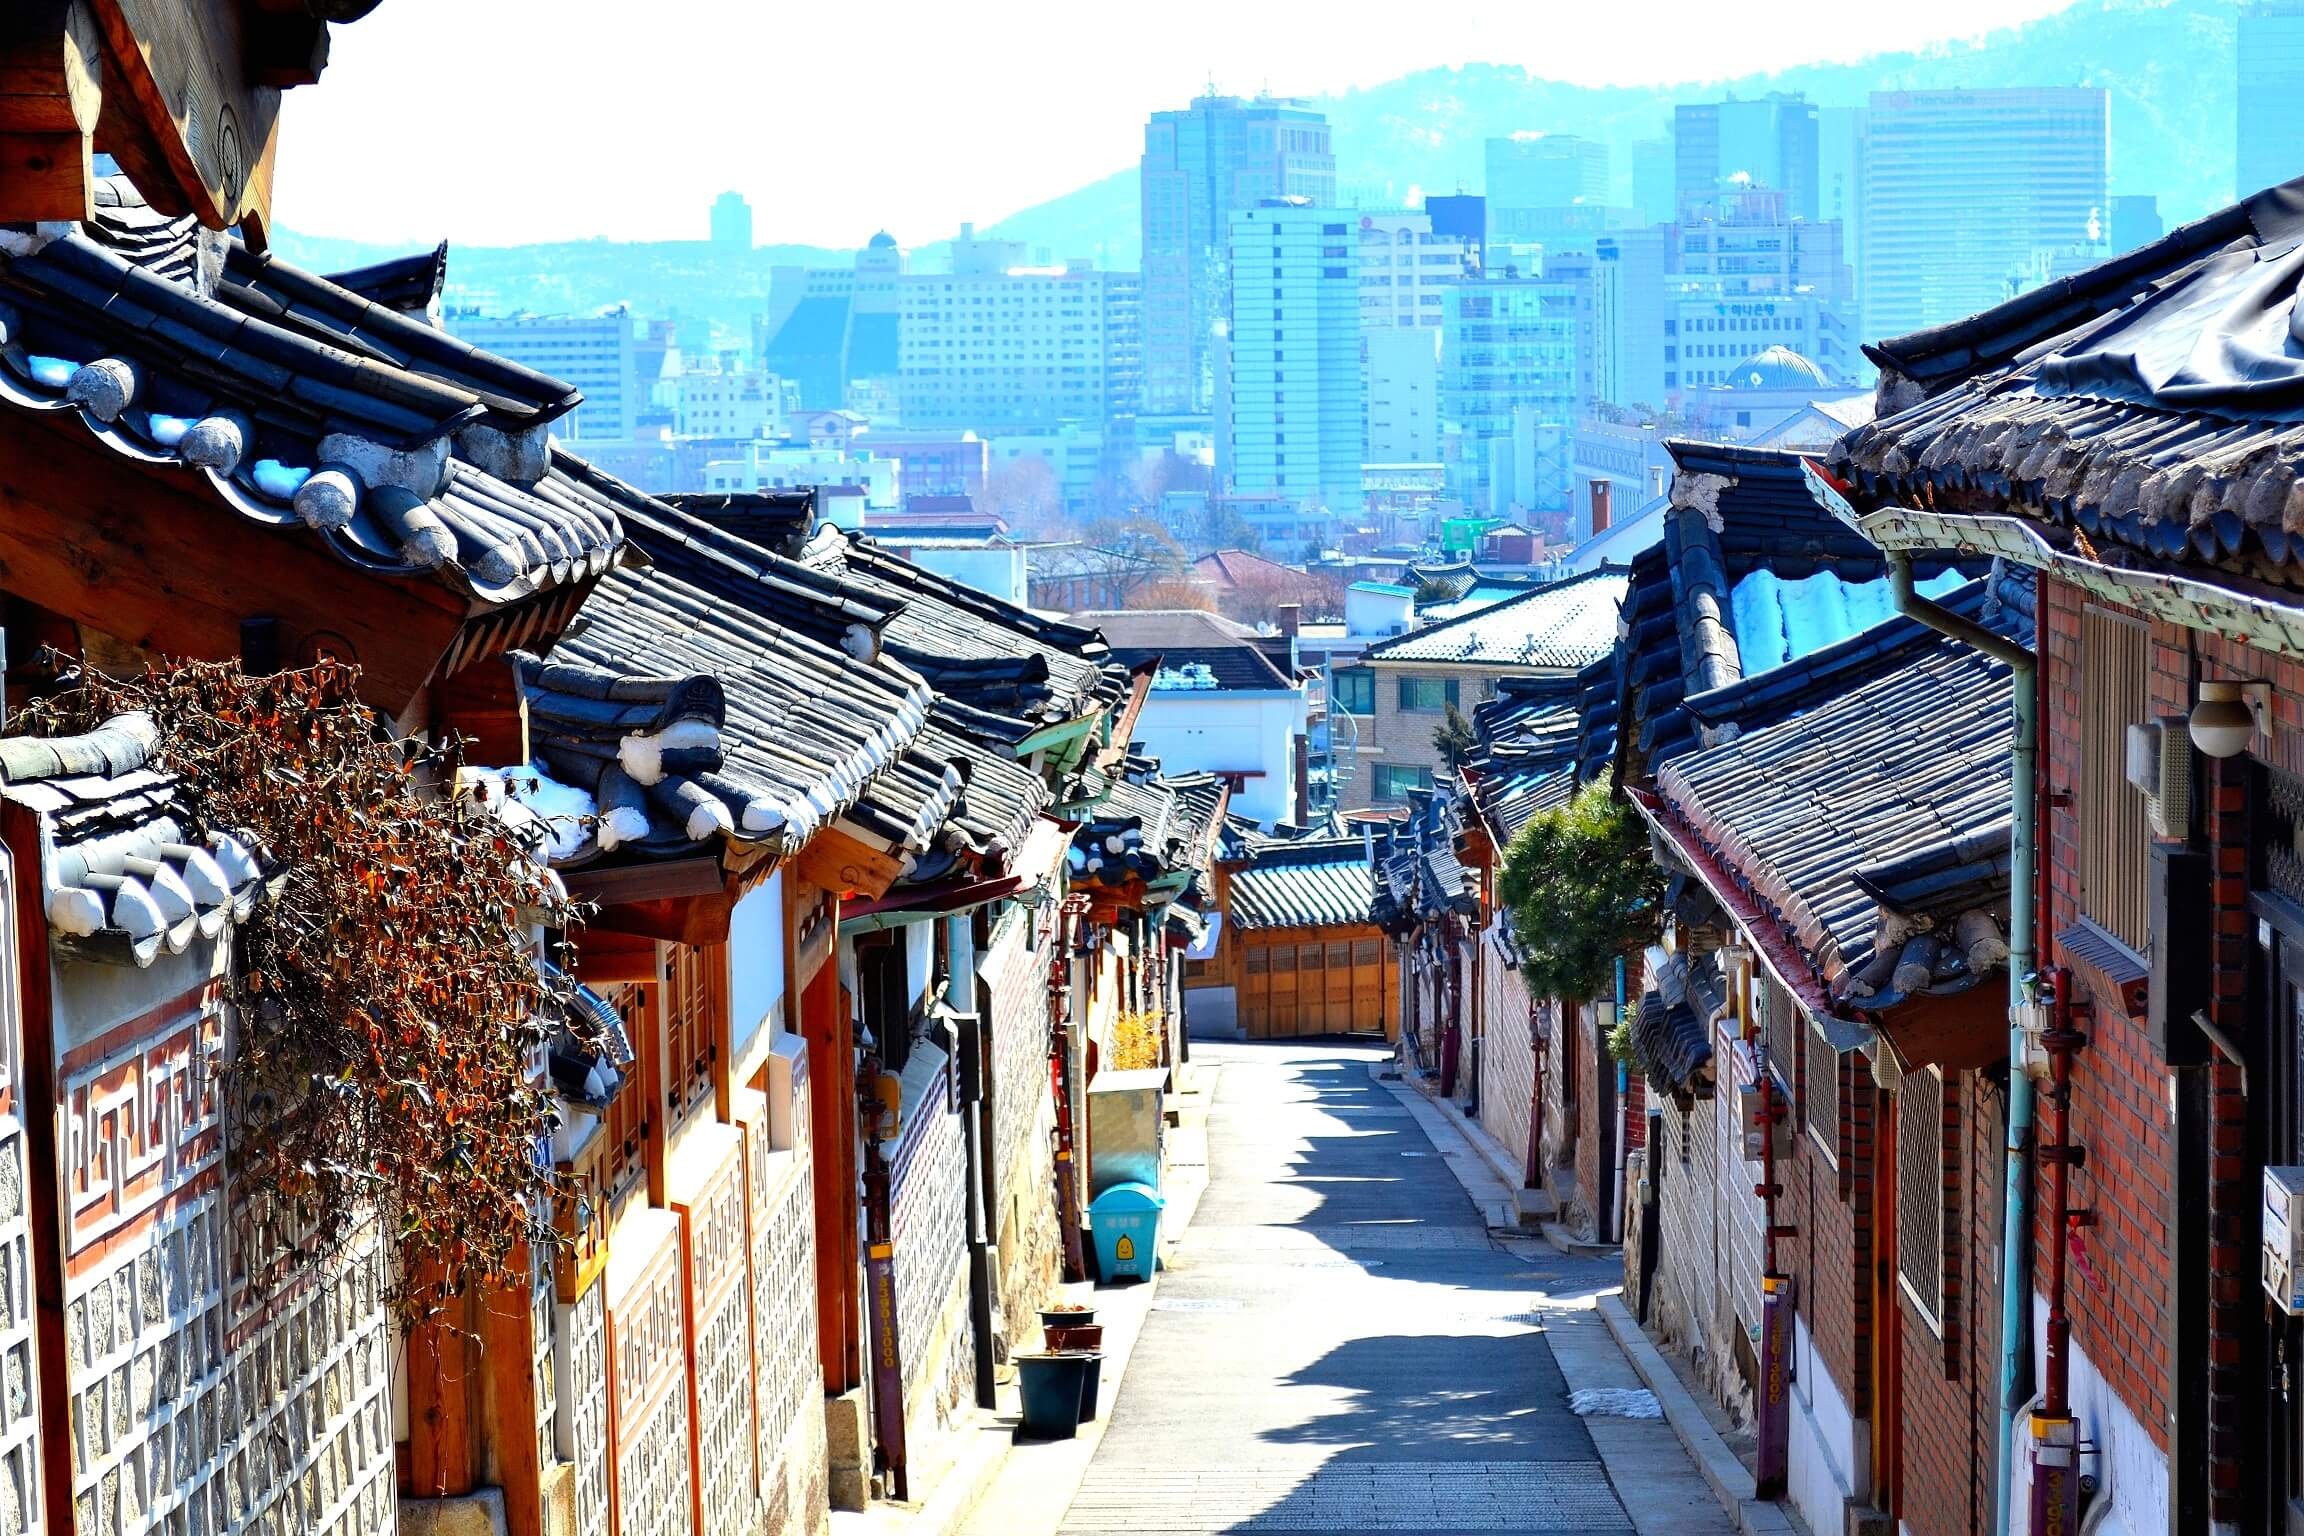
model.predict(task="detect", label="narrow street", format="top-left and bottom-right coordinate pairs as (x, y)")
top-left (1054, 1042), bottom-right (1721, 1535)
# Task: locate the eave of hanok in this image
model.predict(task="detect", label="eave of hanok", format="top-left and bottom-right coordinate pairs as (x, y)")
top-left (0, 406), bottom-right (598, 720)
top-left (1, 0), bottom-right (370, 240)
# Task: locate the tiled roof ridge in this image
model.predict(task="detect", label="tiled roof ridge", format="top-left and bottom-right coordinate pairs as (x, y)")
top-left (1358, 563), bottom-right (1633, 664)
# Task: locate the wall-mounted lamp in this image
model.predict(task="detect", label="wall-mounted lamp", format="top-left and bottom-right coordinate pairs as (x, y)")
top-left (2188, 680), bottom-right (2271, 759)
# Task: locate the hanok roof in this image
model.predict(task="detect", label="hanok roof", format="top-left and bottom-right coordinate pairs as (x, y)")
top-left (806, 526), bottom-right (1125, 728)
top-left (0, 713), bottom-right (261, 967)
top-left (1225, 837), bottom-right (1377, 931)
top-left (1071, 762), bottom-right (1227, 893)
top-left (1360, 566), bottom-right (1629, 669)
top-left (1829, 177), bottom-right (2304, 588)
top-left (0, 180), bottom-right (622, 602)
top-left (1463, 677), bottom-right (1584, 843)
top-left (1649, 567), bottom-right (2034, 1009)
top-left (1368, 790), bottom-right (1476, 931)
top-left (521, 509), bottom-right (934, 866)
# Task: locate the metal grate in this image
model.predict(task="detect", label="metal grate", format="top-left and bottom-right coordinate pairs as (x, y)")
top-left (1760, 975), bottom-right (1797, 1111)
top-left (1805, 1012), bottom-right (1839, 1167)
top-left (1897, 1065), bottom-right (1946, 1331)
top-left (2079, 606), bottom-right (2151, 952)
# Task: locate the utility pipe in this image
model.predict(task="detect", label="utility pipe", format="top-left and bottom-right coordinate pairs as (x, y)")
top-left (1612, 953), bottom-right (1630, 1244)
top-left (1886, 551), bottom-right (2038, 1536)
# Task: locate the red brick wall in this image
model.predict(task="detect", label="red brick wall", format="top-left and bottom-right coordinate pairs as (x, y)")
top-left (1897, 1070), bottom-right (2001, 1536)
top-left (2039, 579), bottom-right (2174, 1446)
top-left (1784, 1044), bottom-right (1874, 1434)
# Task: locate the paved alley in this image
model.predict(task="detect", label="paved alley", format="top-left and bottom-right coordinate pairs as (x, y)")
top-left (1052, 1041), bottom-right (1728, 1536)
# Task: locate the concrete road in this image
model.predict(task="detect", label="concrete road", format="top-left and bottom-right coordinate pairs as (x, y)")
top-left (1055, 1040), bottom-right (1680, 1536)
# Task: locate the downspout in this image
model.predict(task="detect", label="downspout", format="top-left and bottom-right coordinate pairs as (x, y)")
top-left (1612, 953), bottom-right (1629, 1244)
top-left (1887, 551), bottom-right (2037, 1536)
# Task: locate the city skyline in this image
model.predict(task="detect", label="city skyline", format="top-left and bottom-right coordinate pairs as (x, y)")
top-left (277, 0), bottom-right (2089, 248)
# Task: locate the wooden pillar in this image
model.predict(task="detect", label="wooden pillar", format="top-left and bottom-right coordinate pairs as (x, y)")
top-left (478, 1245), bottom-right (548, 1536)
top-left (799, 920), bottom-right (860, 1392)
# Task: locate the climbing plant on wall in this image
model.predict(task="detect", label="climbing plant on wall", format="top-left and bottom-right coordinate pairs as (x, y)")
top-left (20, 658), bottom-right (593, 1329)
top-left (1497, 782), bottom-right (1664, 1005)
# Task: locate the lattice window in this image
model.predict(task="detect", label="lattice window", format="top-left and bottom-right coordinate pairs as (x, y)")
top-left (1272, 946), bottom-right (1296, 974)
top-left (663, 943), bottom-right (723, 1129)
top-left (1245, 946), bottom-right (1268, 975)
top-left (2079, 606), bottom-right (2151, 952)
top-left (1805, 1013), bottom-right (1840, 1170)
top-left (600, 985), bottom-right (653, 1203)
top-left (1760, 975), bottom-right (1797, 1112)
top-left (1354, 938), bottom-right (1380, 965)
top-left (1327, 941), bottom-right (1351, 967)
top-left (1897, 1065), bottom-right (1949, 1334)
top-left (1300, 943), bottom-right (1326, 972)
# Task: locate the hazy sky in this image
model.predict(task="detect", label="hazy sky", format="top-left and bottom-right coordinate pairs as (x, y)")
top-left (277, 0), bottom-right (2083, 249)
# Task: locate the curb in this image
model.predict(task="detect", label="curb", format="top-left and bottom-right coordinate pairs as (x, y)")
top-left (1596, 1295), bottom-right (1797, 1536)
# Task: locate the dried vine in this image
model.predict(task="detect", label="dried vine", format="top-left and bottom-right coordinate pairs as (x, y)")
top-left (19, 658), bottom-right (591, 1328)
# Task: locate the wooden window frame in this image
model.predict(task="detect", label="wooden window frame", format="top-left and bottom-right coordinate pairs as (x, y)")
top-left (2078, 605), bottom-right (2151, 953)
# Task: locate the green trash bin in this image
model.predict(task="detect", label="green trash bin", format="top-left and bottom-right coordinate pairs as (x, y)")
top-left (1089, 1182), bottom-right (1162, 1283)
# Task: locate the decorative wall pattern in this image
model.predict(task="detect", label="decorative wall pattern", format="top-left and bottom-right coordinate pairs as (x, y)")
top-left (888, 1062), bottom-right (969, 1413)
top-left (0, 872), bottom-right (40, 1536)
top-left (678, 1136), bottom-right (754, 1536)
top-left (556, 1282), bottom-right (610, 1536)
top-left (609, 1231), bottom-right (693, 1536)
top-left (59, 995), bottom-right (395, 1536)
top-left (748, 1134), bottom-right (815, 1494)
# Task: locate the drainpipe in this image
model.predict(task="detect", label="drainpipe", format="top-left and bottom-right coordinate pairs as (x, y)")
top-left (1612, 953), bottom-right (1629, 1244)
top-left (1886, 551), bottom-right (2037, 1536)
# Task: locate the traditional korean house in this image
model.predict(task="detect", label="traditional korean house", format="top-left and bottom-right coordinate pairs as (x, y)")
top-left (0, 139), bottom-right (634, 1536)
top-left (1629, 563), bottom-right (2033, 1536)
top-left (1196, 824), bottom-right (1388, 1041)
top-left (1817, 173), bottom-right (2304, 1536)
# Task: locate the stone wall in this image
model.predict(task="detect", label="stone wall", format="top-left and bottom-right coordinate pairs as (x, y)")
top-left (1475, 935), bottom-right (1534, 1183)
top-left (887, 1048), bottom-right (973, 1432)
top-left (59, 980), bottom-right (396, 1536)
top-left (982, 910), bottom-right (1059, 1358)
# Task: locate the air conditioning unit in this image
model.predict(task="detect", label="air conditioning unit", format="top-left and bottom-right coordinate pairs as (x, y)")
top-left (2125, 718), bottom-right (2193, 839)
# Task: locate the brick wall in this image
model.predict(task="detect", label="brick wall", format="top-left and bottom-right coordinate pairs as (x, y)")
top-left (1895, 1070), bottom-right (2001, 1536)
top-left (1477, 933), bottom-right (1536, 1180)
top-left (1650, 1047), bottom-right (1770, 1420)
top-left (1782, 1031), bottom-right (1874, 1463)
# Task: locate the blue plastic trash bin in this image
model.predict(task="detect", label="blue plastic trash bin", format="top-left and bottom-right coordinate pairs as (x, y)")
top-left (1089, 1182), bottom-right (1163, 1283)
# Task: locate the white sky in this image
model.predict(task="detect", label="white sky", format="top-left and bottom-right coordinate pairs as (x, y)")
top-left (276, 0), bottom-right (2083, 248)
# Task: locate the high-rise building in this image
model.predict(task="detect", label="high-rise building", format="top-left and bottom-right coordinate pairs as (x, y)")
top-left (1631, 139), bottom-right (1677, 225)
top-left (896, 243), bottom-right (1140, 432)
top-left (445, 308), bottom-right (641, 440)
top-left (2111, 194), bottom-right (2165, 254)
top-left (1817, 106), bottom-right (1866, 302)
top-left (1669, 187), bottom-right (1857, 392)
top-left (1441, 272), bottom-right (1579, 516)
top-left (1675, 94), bottom-right (1819, 220)
top-left (1358, 211), bottom-right (1470, 465)
top-left (1862, 89), bottom-right (2108, 342)
top-left (1140, 95), bottom-right (1336, 416)
top-left (1486, 134), bottom-right (1611, 209)
top-left (1221, 201), bottom-right (1362, 509)
top-left (709, 191), bottom-right (753, 249)
top-left (2240, 2), bottom-right (2304, 196)
top-left (1586, 227), bottom-right (1672, 410)
top-left (1425, 194), bottom-right (1488, 271)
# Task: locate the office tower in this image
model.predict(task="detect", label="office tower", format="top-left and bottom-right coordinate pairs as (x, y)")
top-left (2241, 3), bottom-right (2304, 196)
top-left (1817, 106), bottom-right (1866, 300)
top-left (445, 308), bottom-right (641, 440)
top-left (1668, 188), bottom-right (1857, 392)
top-left (1221, 201), bottom-right (1362, 509)
top-left (1359, 211), bottom-right (1470, 464)
top-left (896, 241), bottom-right (1140, 432)
top-left (1675, 94), bottom-right (1820, 220)
top-left (1588, 227), bottom-right (1671, 410)
top-left (709, 191), bottom-right (753, 250)
top-left (1863, 89), bottom-right (2108, 342)
top-left (1424, 194), bottom-right (1487, 269)
top-left (1441, 271), bottom-right (1579, 516)
top-left (1140, 94), bottom-right (1336, 415)
top-left (1486, 134), bottom-right (1611, 209)
top-left (1631, 138), bottom-right (1677, 225)
top-left (2111, 194), bottom-right (2164, 253)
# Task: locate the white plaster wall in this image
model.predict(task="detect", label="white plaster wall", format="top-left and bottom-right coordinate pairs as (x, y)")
top-left (907, 547), bottom-right (1028, 606)
top-left (729, 870), bottom-right (787, 1078)
top-left (1132, 693), bottom-right (1304, 827)
top-left (1185, 984), bottom-right (1240, 1039)
top-left (1788, 1312), bottom-right (1863, 1536)
top-left (2008, 1293), bottom-right (2168, 1536)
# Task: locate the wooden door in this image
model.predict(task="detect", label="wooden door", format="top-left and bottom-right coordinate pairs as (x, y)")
top-left (1271, 942), bottom-right (1299, 1037)
top-left (1326, 942), bottom-right (1352, 1034)
top-left (1243, 943), bottom-right (1271, 1038)
top-left (1352, 938), bottom-right (1383, 1035)
top-left (1298, 941), bottom-right (1328, 1035)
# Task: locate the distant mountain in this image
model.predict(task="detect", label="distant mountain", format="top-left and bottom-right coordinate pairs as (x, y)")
top-left (985, 0), bottom-right (2244, 270)
top-left (279, 0), bottom-right (2245, 333)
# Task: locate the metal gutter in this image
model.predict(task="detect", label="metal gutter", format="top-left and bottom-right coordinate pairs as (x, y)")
top-left (1883, 540), bottom-right (2040, 1536)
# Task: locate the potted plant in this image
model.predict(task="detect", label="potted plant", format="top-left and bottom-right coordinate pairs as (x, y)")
top-left (1038, 1301), bottom-right (1098, 1330)
top-left (1044, 1320), bottom-right (1104, 1352)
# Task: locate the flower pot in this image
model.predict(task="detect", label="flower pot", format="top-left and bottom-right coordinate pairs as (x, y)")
top-left (1043, 1322), bottom-right (1104, 1353)
top-left (1038, 1305), bottom-right (1097, 1330)
top-left (1062, 1349), bottom-right (1105, 1422)
top-left (1016, 1353), bottom-right (1093, 1440)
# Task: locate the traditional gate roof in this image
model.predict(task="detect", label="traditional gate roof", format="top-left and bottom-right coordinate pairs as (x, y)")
top-left (0, 179), bottom-right (624, 602)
